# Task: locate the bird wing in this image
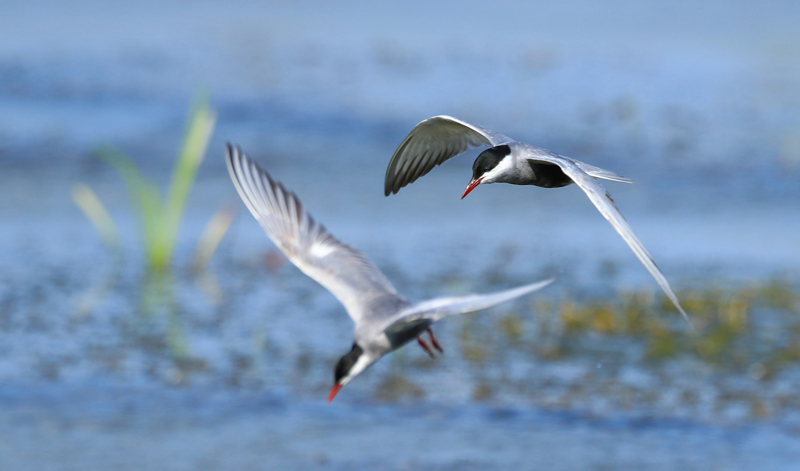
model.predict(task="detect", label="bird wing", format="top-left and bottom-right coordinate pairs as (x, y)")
top-left (570, 159), bottom-right (633, 184)
top-left (385, 115), bottom-right (514, 196)
top-left (226, 144), bottom-right (400, 323)
top-left (379, 279), bottom-right (554, 336)
top-left (531, 153), bottom-right (693, 330)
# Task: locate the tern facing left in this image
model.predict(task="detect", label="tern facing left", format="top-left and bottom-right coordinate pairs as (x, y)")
top-left (384, 115), bottom-right (693, 330)
top-left (226, 144), bottom-right (553, 402)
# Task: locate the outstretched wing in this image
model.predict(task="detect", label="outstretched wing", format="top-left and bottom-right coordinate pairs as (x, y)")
top-left (378, 278), bottom-right (554, 336)
top-left (571, 160), bottom-right (633, 184)
top-left (226, 144), bottom-right (400, 323)
top-left (532, 153), bottom-right (693, 330)
top-left (385, 115), bottom-right (514, 196)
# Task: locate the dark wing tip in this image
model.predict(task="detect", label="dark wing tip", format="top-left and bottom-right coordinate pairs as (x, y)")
top-left (383, 169), bottom-right (400, 196)
top-left (225, 142), bottom-right (242, 169)
top-left (224, 142), bottom-right (238, 180)
top-left (383, 177), bottom-right (394, 196)
top-left (384, 134), bottom-right (415, 197)
top-left (384, 176), bottom-right (403, 196)
top-left (226, 143), bottom-right (271, 182)
top-left (383, 169), bottom-right (395, 197)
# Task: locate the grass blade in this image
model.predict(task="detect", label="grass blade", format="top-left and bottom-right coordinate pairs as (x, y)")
top-left (95, 144), bottom-right (170, 272)
top-left (192, 205), bottom-right (236, 273)
top-left (162, 95), bottom-right (217, 268)
top-left (71, 183), bottom-right (122, 256)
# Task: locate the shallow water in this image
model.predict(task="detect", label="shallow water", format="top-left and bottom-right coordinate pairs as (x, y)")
top-left (2, 1), bottom-right (800, 469)
top-left (2, 164), bottom-right (799, 469)
top-left (2, 384), bottom-right (800, 471)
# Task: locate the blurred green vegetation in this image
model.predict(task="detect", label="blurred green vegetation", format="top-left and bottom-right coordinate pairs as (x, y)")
top-left (529, 278), bottom-right (799, 369)
top-left (90, 95), bottom-right (216, 275)
top-left (72, 95), bottom-right (232, 370)
top-left (438, 276), bottom-right (799, 380)
top-left (363, 276), bottom-right (800, 416)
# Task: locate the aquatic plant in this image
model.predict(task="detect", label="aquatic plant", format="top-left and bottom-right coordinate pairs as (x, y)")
top-left (497, 313), bottom-right (525, 344)
top-left (71, 183), bottom-right (123, 260)
top-left (92, 96), bottom-right (216, 275)
top-left (375, 372), bottom-right (425, 401)
top-left (71, 183), bottom-right (124, 315)
top-left (72, 95), bottom-right (229, 366)
top-left (532, 278), bottom-right (800, 370)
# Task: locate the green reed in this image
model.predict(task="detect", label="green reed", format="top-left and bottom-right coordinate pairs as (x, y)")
top-left (73, 95), bottom-right (230, 369)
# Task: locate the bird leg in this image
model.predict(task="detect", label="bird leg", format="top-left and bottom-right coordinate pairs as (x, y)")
top-left (427, 327), bottom-right (444, 353)
top-left (417, 337), bottom-right (435, 358)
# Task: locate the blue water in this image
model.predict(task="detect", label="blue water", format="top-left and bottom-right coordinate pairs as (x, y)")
top-left (2, 383), bottom-right (799, 471)
top-left (2, 1), bottom-right (800, 469)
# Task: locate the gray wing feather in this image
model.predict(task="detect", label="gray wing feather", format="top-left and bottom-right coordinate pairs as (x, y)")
top-left (385, 115), bottom-right (514, 195)
top-left (571, 160), bottom-right (633, 184)
top-left (226, 144), bottom-right (400, 323)
top-left (379, 278), bottom-right (554, 335)
top-left (532, 154), bottom-right (693, 330)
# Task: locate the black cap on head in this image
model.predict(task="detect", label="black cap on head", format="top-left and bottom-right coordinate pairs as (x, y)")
top-left (472, 145), bottom-right (511, 180)
top-left (334, 343), bottom-right (364, 383)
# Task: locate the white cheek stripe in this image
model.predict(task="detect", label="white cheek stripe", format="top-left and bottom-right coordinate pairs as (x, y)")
top-left (341, 354), bottom-right (374, 386)
top-left (482, 156), bottom-right (514, 183)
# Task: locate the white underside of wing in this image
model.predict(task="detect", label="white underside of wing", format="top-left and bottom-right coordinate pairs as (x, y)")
top-left (375, 278), bottom-right (554, 336)
top-left (226, 145), bottom-right (400, 324)
top-left (532, 154), bottom-right (693, 330)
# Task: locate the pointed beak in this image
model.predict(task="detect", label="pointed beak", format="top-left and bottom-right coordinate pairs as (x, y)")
top-left (461, 177), bottom-right (484, 200)
top-left (327, 383), bottom-right (343, 403)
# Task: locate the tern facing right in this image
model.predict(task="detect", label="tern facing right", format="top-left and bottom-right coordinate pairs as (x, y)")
top-left (226, 144), bottom-right (553, 403)
top-left (385, 115), bottom-right (693, 330)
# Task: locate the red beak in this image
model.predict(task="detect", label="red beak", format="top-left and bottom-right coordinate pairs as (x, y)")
top-left (461, 177), bottom-right (483, 199)
top-left (327, 383), bottom-right (343, 403)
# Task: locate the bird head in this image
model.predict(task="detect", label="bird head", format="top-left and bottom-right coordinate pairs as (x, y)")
top-left (327, 343), bottom-right (376, 403)
top-left (462, 145), bottom-right (512, 199)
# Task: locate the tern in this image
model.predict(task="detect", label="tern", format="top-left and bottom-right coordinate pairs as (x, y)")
top-left (226, 144), bottom-right (553, 402)
top-left (384, 115), bottom-right (692, 329)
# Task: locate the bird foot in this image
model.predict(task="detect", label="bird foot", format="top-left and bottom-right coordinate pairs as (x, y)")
top-left (417, 337), bottom-right (435, 358)
top-left (427, 327), bottom-right (444, 353)
top-left (417, 328), bottom-right (444, 358)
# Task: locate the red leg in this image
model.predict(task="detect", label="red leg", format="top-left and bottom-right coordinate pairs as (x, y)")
top-left (417, 337), bottom-right (434, 358)
top-left (427, 327), bottom-right (444, 353)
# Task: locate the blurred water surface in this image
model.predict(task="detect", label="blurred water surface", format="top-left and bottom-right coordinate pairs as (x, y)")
top-left (1, 1), bottom-right (800, 470)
